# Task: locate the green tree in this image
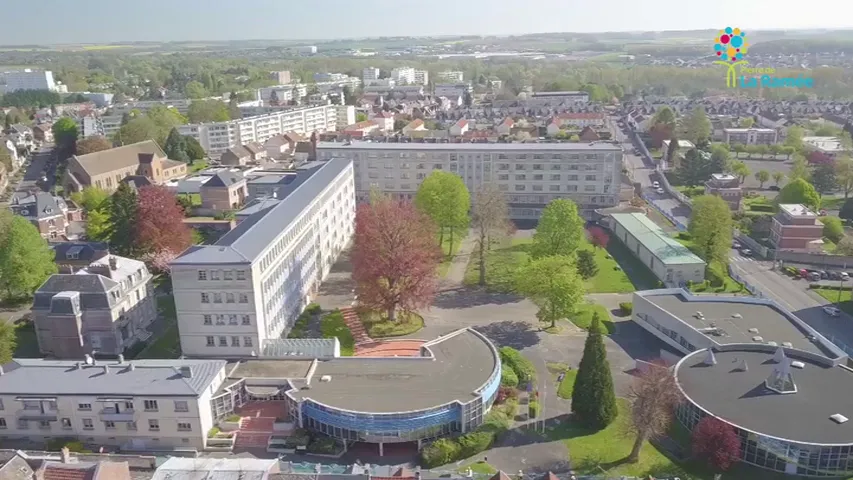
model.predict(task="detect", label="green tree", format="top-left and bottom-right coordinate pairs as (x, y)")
top-left (755, 170), bottom-right (770, 188)
top-left (709, 144), bottom-right (731, 173)
top-left (811, 163), bottom-right (837, 196)
top-left (840, 198), bottom-right (853, 223)
top-left (514, 255), bottom-right (584, 329)
top-left (85, 209), bottom-right (112, 242)
top-left (688, 195), bottom-right (734, 266)
top-left (51, 117), bottom-right (79, 153)
top-left (413, 170), bottom-right (470, 254)
top-left (75, 135), bottom-right (112, 155)
top-left (835, 156), bottom-right (853, 198)
top-left (0, 322), bottom-right (15, 364)
top-left (790, 153), bottom-right (810, 181)
top-left (114, 116), bottom-right (159, 146)
top-left (822, 216), bottom-right (844, 243)
top-left (777, 178), bottom-right (821, 210)
top-left (108, 183), bottom-right (138, 256)
top-left (531, 199), bottom-right (585, 259)
top-left (184, 80), bottom-right (208, 99)
top-left (228, 91), bottom-right (241, 119)
top-left (784, 126), bottom-right (805, 150)
top-left (0, 217), bottom-right (58, 297)
top-left (576, 250), bottom-right (598, 280)
top-left (163, 128), bottom-right (187, 159)
top-left (681, 106), bottom-right (711, 144)
top-left (184, 136), bottom-right (206, 161)
top-left (355, 112), bottom-right (368, 123)
top-left (730, 160), bottom-right (750, 184)
top-left (772, 171), bottom-right (786, 187)
top-left (70, 187), bottom-right (109, 212)
top-left (739, 117), bottom-right (755, 128)
top-left (571, 314), bottom-right (618, 430)
top-left (677, 148), bottom-right (716, 186)
top-left (187, 99), bottom-right (231, 123)
top-left (651, 106), bottom-right (676, 130)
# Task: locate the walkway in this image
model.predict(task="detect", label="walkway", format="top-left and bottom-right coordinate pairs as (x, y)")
top-left (355, 340), bottom-right (424, 357)
top-left (340, 307), bottom-right (372, 345)
top-left (233, 401), bottom-right (286, 450)
top-left (442, 230), bottom-right (477, 289)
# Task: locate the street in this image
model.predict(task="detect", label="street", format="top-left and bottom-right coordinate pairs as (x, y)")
top-left (1, 144), bottom-right (55, 207)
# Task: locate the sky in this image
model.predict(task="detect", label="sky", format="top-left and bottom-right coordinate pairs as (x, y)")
top-left (8, 0), bottom-right (853, 44)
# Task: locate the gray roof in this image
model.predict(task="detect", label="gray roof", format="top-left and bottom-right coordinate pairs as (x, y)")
top-left (72, 140), bottom-right (165, 178)
top-left (203, 171), bottom-right (243, 188)
top-left (152, 457), bottom-right (277, 480)
top-left (317, 141), bottom-right (621, 151)
top-left (171, 158), bottom-right (352, 266)
top-left (10, 192), bottom-right (66, 220)
top-left (52, 242), bottom-right (109, 264)
top-left (236, 197), bottom-right (281, 218)
top-left (261, 338), bottom-right (339, 358)
top-left (33, 274), bottom-right (118, 311)
top-left (0, 358), bottom-right (226, 397)
top-left (119, 175), bottom-right (153, 191)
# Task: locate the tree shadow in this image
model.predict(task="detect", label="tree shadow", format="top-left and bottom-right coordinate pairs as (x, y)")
top-left (432, 287), bottom-right (524, 309)
top-left (608, 321), bottom-right (673, 362)
top-left (474, 321), bottom-right (540, 349)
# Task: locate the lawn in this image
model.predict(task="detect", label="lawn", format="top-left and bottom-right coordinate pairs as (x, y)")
top-left (359, 310), bottom-right (424, 338)
top-left (179, 193), bottom-right (202, 207)
top-left (320, 310), bottom-right (354, 356)
top-left (437, 233), bottom-right (460, 277)
top-left (456, 462), bottom-right (498, 475)
top-left (133, 296), bottom-right (181, 359)
top-left (189, 160), bottom-right (209, 174)
top-left (556, 368), bottom-right (578, 400)
top-left (813, 287), bottom-right (853, 315)
top-left (570, 302), bottom-right (615, 334)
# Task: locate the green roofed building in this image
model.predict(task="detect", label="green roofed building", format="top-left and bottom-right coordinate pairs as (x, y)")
top-left (610, 213), bottom-right (706, 286)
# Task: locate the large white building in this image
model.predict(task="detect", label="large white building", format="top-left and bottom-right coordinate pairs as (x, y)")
top-left (362, 67), bottom-right (380, 83)
top-left (435, 83), bottom-right (472, 99)
top-left (414, 69), bottom-right (429, 85)
top-left (391, 67), bottom-right (416, 85)
top-left (178, 105), bottom-right (337, 158)
top-left (2, 69), bottom-right (57, 92)
top-left (170, 159), bottom-right (356, 357)
top-left (437, 71), bottom-right (465, 83)
top-left (316, 142), bottom-right (622, 219)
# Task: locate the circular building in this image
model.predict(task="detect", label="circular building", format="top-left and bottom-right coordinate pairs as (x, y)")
top-left (675, 345), bottom-right (853, 477)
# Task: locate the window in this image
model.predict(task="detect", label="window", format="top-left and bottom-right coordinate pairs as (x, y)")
top-left (225, 293), bottom-right (235, 303)
top-left (219, 336), bottom-right (227, 347)
top-left (215, 315), bottom-right (225, 325)
top-left (143, 400), bottom-right (159, 412)
top-left (197, 270), bottom-right (207, 281)
top-left (498, 174), bottom-right (509, 181)
top-left (585, 175), bottom-right (596, 181)
top-left (177, 422), bottom-right (192, 432)
top-left (0, 418), bottom-right (6, 429)
top-left (0, 399), bottom-right (4, 410)
top-left (515, 164), bottom-right (525, 170)
top-left (533, 164), bottom-right (543, 170)
top-left (201, 293), bottom-right (209, 303)
top-left (231, 336), bottom-right (240, 347)
top-left (127, 421), bottom-right (137, 431)
top-left (78, 403), bottom-right (92, 411)
top-left (238, 293), bottom-right (248, 303)
top-left (203, 315), bottom-right (212, 325)
top-left (174, 401), bottom-right (189, 413)
top-left (515, 185), bottom-right (526, 191)
top-left (213, 293), bottom-right (222, 303)
top-left (515, 174), bottom-right (526, 181)
top-left (241, 315), bottom-right (251, 325)
top-left (104, 421), bottom-right (116, 430)
top-left (244, 336), bottom-right (253, 347)
top-left (584, 185), bottom-right (596, 192)
top-left (60, 418), bottom-right (71, 429)
top-left (236, 270), bottom-right (246, 280)
top-left (533, 185), bottom-right (543, 191)
top-left (148, 419), bottom-right (160, 431)
top-left (550, 174), bottom-right (561, 181)
top-left (210, 270), bottom-right (220, 280)
top-left (228, 314), bottom-right (237, 325)
top-left (206, 336), bottom-right (215, 347)
top-left (223, 270), bottom-right (233, 281)
top-left (82, 419), bottom-right (93, 430)
top-left (549, 185), bottom-right (561, 192)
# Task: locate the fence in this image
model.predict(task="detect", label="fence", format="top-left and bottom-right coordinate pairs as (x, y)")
top-left (733, 230), bottom-right (770, 258)
top-left (776, 250), bottom-right (853, 269)
top-left (727, 262), bottom-right (763, 298)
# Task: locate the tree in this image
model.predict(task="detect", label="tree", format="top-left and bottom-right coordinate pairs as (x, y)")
top-left (837, 235), bottom-right (853, 255)
top-left (228, 91), bottom-right (241, 120)
top-left (0, 216), bottom-right (58, 297)
top-left (0, 322), bottom-right (15, 365)
top-left (784, 126), bottom-right (805, 150)
top-left (691, 416), bottom-right (741, 472)
top-left (413, 170), bottom-right (470, 254)
top-left (142, 248), bottom-right (179, 276)
top-left (836, 156), bottom-right (853, 198)
top-left (70, 186), bottom-right (109, 212)
top-left (664, 136), bottom-right (679, 166)
top-left (184, 136), bottom-right (206, 161)
top-left (571, 315), bottom-right (618, 430)
top-left (811, 163), bottom-right (837, 196)
top-left (163, 128), bottom-right (186, 159)
top-left (626, 362), bottom-right (680, 463)
top-left (134, 185), bottom-right (192, 256)
top-left (588, 226), bottom-right (609, 250)
top-left (709, 144), bottom-right (731, 173)
top-left (184, 80), bottom-right (208, 99)
top-left (689, 195), bottom-right (733, 266)
top-left (651, 106), bottom-right (676, 130)
top-left (75, 136), bottom-right (112, 155)
top-left (515, 255), bottom-right (584, 329)
top-left (777, 178), bottom-right (821, 210)
top-left (772, 171), bottom-right (786, 187)
top-left (822, 216), bottom-right (844, 243)
top-left (681, 106), bottom-right (711, 144)
top-left (85, 209), bottom-right (111, 242)
top-left (739, 117), bottom-right (755, 128)
top-left (52, 117), bottom-right (79, 154)
top-left (114, 116), bottom-right (159, 146)
top-left (576, 250), bottom-right (598, 280)
top-left (471, 183), bottom-right (511, 286)
top-left (531, 199), bottom-right (585, 259)
top-left (678, 148), bottom-right (716, 186)
top-left (841, 198), bottom-right (853, 223)
top-left (755, 170), bottom-right (770, 188)
top-left (355, 112), bottom-right (368, 123)
top-left (187, 99), bottom-right (231, 123)
top-left (790, 153), bottom-right (810, 181)
top-left (108, 183), bottom-right (138, 256)
top-left (730, 160), bottom-right (750, 184)
top-left (351, 197), bottom-right (443, 321)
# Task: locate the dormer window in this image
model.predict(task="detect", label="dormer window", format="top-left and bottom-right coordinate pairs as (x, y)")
top-left (66, 252), bottom-right (79, 260)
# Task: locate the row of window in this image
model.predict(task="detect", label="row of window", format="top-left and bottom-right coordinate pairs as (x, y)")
top-left (200, 292), bottom-right (250, 304)
top-left (497, 174), bottom-right (599, 181)
top-left (203, 314), bottom-right (252, 326)
top-left (197, 269), bottom-right (247, 281)
top-left (206, 335), bottom-right (254, 348)
top-left (0, 418), bottom-right (191, 433)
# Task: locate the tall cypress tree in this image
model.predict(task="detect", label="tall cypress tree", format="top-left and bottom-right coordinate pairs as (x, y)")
top-left (109, 183), bottom-right (139, 257)
top-left (571, 314), bottom-right (618, 430)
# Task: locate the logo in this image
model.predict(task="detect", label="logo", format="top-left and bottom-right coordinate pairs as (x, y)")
top-left (713, 27), bottom-right (748, 87)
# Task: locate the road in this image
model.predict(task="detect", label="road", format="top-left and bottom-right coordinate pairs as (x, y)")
top-left (1, 144), bottom-right (55, 207)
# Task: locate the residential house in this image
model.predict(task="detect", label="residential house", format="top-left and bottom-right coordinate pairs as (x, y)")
top-left (0, 451), bottom-right (34, 479)
top-left (757, 111), bottom-right (788, 129)
top-left (264, 133), bottom-right (304, 159)
top-left (151, 458), bottom-right (279, 480)
top-left (9, 193), bottom-right (81, 240)
top-left (770, 204), bottom-right (825, 251)
top-left (342, 121), bottom-right (379, 138)
top-left (6, 124), bottom-right (33, 152)
top-left (555, 112), bottom-right (606, 129)
top-left (1, 138), bottom-right (21, 171)
top-left (243, 142), bottom-right (268, 162)
top-left (32, 124), bottom-right (53, 143)
top-left (496, 117), bottom-right (514, 135)
top-left (200, 172), bottom-right (248, 211)
top-left (546, 119), bottom-right (562, 137)
top-left (450, 119), bottom-right (470, 137)
top-left (371, 111), bottom-right (394, 132)
top-left (578, 126), bottom-right (601, 142)
top-left (294, 142), bottom-right (314, 163)
top-left (704, 173), bottom-right (743, 210)
top-left (63, 141), bottom-right (187, 194)
top-left (31, 255), bottom-right (157, 358)
top-left (402, 119), bottom-right (426, 136)
top-left (52, 242), bottom-right (110, 273)
top-left (36, 451), bottom-right (132, 480)
top-left (219, 146), bottom-right (252, 166)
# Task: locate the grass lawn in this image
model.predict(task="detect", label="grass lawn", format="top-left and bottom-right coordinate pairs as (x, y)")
top-left (456, 462), bottom-right (498, 475)
top-left (463, 237), bottom-right (533, 292)
top-left (179, 193), bottom-right (203, 207)
top-left (675, 186), bottom-right (705, 198)
top-left (556, 368), bottom-right (578, 400)
top-left (437, 233), bottom-right (460, 277)
top-left (189, 160), bottom-right (209, 174)
top-left (359, 310), bottom-right (424, 338)
top-left (569, 302), bottom-right (615, 334)
top-left (320, 310), bottom-right (354, 356)
top-left (814, 287), bottom-right (853, 315)
top-left (133, 296), bottom-right (181, 359)
top-left (674, 234), bottom-right (745, 294)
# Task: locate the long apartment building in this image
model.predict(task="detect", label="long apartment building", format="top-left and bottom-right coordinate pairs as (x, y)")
top-left (316, 142), bottom-right (622, 219)
top-left (178, 105), bottom-right (337, 159)
top-left (170, 158), bottom-right (356, 357)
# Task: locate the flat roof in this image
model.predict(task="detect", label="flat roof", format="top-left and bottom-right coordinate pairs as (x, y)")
top-left (722, 127), bottom-right (777, 133)
top-left (317, 141), bottom-right (621, 152)
top-left (677, 347), bottom-right (853, 444)
top-left (779, 203), bottom-right (817, 217)
top-left (642, 292), bottom-right (836, 357)
top-left (611, 213), bottom-right (706, 266)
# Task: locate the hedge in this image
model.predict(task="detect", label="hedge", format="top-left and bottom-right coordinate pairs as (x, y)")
top-left (499, 347), bottom-right (537, 386)
top-left (528, 400), bottom-right (541, 419)
top-left (619, 302), bottom-right (632, 315)
top-left (500, 364), bottom-right (518, 388)
top-left (419, 409), bottom-right (511, 468)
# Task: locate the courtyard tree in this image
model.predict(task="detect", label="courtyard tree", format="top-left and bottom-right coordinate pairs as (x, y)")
top-left (777, 178), bottom-right (820, 210)
top-left (514, 255), bottom-right (584, 329)
top-left (681, 106), bottom-right (711, 144)
top-left (588, 226), bottom-right (609, 250)
top-left (471, 183), bottom-right (512, 286)
top-left (811, 163), bottom-right (838, 196)
top-left (691, 416), bottom-right (741, 472)
top-left (772, 171), bottom-right (786, 187)
top-left (755, 170), bottom-right (770, 188)
top-left (572, 314), bottom-right (618, 430)
top-left (75, 135), bottom-right (112, 156)
top-left (822, 216), bottom-right (844, 244)
top-left (108, 182), bottom-right (139, 256)
top-left (576, 250), bottom-right (598, 280)
top-left (790, 153), bottom-right (810, 181)
top-left (626, 362), bottom-right (680, 463)
top-left (531, 199), bottom-right (585, 259)
top-left (134, 185), bottom-right (193, 256)
top-left (351, 197), bottom-right (443, 322)
top-left (730, 160), bottom-right (750, 184)
top-left (688, 195), bottom-right (733, 266)
top-left (414, 170), bottom-right (470, 255)
top-left (0, 216), bottom-right (58, 298)
top-left (709, 144), bottom-right (731, 173)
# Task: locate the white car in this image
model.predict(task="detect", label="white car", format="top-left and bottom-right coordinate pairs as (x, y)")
top-left (823, 306), bottom-right (842, 317)
top-left (656, 187), bottom-right (665, 194)
top-left (652, 181), bottom-right (660, 188)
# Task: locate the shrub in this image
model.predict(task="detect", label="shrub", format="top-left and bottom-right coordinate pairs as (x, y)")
top-left (307, 437), bottom-right (340, 454)
top-left (420, 438), bottom-right (462, 468)
top-left (499, 347), bottom-right (537, 386)
top-left (224, 414), bottom-right (241, 423)
top-left (749, 204), bottom-right (775, 213)
top-left (496, 386), bottom-right (518, 404)
top-left (457, 431), bottom-right (494, 457)
top-left (706, 265), bottom-right (726, 288)
top-left (305, 303), bottom-right (322, 315)
top-left (528, 400), bottom-right (541, 418)
top-left (619, 302), bottom-right (633, 315)
top-left (500, 365), bottom-right (518, 387)
top-left (207, 427), bottom-right (221, 438)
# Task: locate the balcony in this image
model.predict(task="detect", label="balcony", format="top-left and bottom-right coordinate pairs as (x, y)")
top-left (16, 409), bottom-right (58, 421)
top-left (99, 408), bottom-right (137, 422)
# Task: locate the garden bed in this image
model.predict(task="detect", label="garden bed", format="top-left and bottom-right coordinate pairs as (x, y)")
top-left (320, 310), bottom-right (354, 356)
top-left (359, 310), bottom-right (424, 338)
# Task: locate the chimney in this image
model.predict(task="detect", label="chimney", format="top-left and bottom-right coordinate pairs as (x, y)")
top-left (60, 447), bottom-right (71, 464)
top-left (179, 366), bottom-right (193, 378)
top-left (108, 256), bottom-right (118, 271)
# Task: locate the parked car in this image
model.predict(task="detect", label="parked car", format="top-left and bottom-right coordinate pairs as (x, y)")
top-left (820, 271), bottom-right (829, 279)
top-left (823, 306), bottom-right (842, 317)
top-left (732, 241), bottom-right (741, 249)
top-left (808, 271), bottom-right (822, 282)
top-left (843, 272), bottom-right (850, 280)
top-left (656, 188), bottom-right (665, 194)
top-left (829, 271), bottom-right (841, 280)
top-left (652, 181), bottom-right (660, 188)
top-left (768, 186), bottom-right (781, 191)
top-left (741, 249), bottom-right (753, 257)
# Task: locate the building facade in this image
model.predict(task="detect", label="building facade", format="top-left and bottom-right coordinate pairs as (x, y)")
top-left (2, 70), bottom-right (57, 92)
top-left (316, 142), bottom-right (622, 219)
top-left (63, 141), bottom-right (187, 194)
top-left (362, 67), bottom-right (380, 83)
top-left (770, 204), bottom-right (825, 251)
top-left (390, 67), bottom-right (416, 85)
top-left (9, 193), bottom-right (81, 240)
top-left (436, 71), bottom-right (465, 83)
top-left (169, 159), bottom-right (356, 357)
top-left (269, 71), bottom-right (292, 84)
top-left (705, 173), bottom-right (743, 210)
top-left (723, 128), bottom-right (779, 145)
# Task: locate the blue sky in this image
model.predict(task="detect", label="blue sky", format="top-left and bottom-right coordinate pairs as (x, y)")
top-left (8, 0), bottom-right (853, 44)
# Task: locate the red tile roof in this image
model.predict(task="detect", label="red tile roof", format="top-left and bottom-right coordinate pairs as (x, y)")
top-left (344, 120), bottom-right (377, 131)
top-left (40, 463), bottom-right (96, 480)
top-left (454, 119), bottom-right (469, 128)
top-left (500, 117), bottom-right (514, 126)
top-left (404, 119), bottom-right (424, 129)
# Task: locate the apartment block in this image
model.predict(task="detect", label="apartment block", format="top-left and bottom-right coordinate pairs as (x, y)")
top-left (414, 69), bottom-right (429, 85)
top-left (437, 71), bottom-right (465, 83)
top-left (316, 142), bottom-right (622, 219)
top-left (362, 67), bottom-right (380, 83)
top-left (31, 255), bottom-right (156, 358)
top-left (391, 67), bottom-right (416, 85)
top-left (0, 357), bottom-right (228, 452)
top-left (722, 128), bottom-right (779, 145)
top-left (169, 159), bottom-right (356, 357)
top-left (177, 105), bottom-right (337, 159)
top-left (268, 71), bottom-right (291, 84)
top-left (770, 204), bottom-right (825, 251)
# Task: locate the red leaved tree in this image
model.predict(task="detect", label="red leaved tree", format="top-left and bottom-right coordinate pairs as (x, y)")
top-left (134, 185), bottom-right (192, 256)
top-left (142, 248), bottom-right (178, 276)
top-left (351, 196), bottom-right (443, 322)
top-left (588, 226), bottom-right (610, 250)
top-left (691, 416), bottom-right (741, 472)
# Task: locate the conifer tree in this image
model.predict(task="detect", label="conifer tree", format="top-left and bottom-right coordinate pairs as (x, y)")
top-left (571, 314), bottom-right (618, 430)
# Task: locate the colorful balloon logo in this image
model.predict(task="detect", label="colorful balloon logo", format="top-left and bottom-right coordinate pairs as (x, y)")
top-left (714, 27), bottom-right (748, 63)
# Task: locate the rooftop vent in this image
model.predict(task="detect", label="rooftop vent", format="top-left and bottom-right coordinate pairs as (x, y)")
top-left (320, 375), bottom-right (331, 382)
top-left (695, 311), bottom-right (704, 318)
top-left (737, 359), bottom-right (748, 371)
top-left (102, 365), bottom-right (109, 375)
top-left (791, 361), bottom-right (805, 369)
top-left (831, 414), bottom-right (849, 424)
top-left (767, 341), bottom-right (778, 347)
top-left (117, 354), bottom-right (124, 364)
top-left (703, 349), bottom-right (717, 366)
top-left (748, 328), bottom-right (759, 334)
top-left (752, 336), bottom-right (764, 342)
top-left (765, 359), bottom-right (797, 394)
top-left (782, 342), bottom-right (793, 348)
top-left (179, 366), bottom-right (193, 379)
top-left (84, 354), bottom-right (93, 366)
top-left (773, 347), bottom-right (787, 363)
